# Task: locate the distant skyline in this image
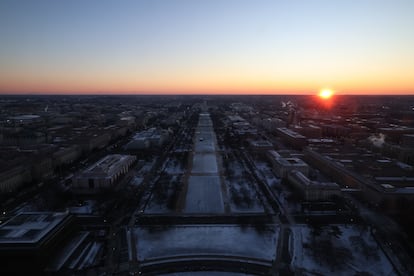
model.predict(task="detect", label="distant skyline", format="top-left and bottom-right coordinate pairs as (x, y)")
top-left (1, 0), bottom-right (414, 95)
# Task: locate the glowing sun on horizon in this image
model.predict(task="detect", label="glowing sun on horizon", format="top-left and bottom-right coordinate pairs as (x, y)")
top-left (318, 89), bottom-right (334, 99)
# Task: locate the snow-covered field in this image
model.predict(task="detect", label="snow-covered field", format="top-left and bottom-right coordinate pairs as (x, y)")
top-left (145, 200), bottom-right (168, 214)
top-left (184, 176), bottom-right (224, 213)
top-left (291, 224), bottom-right (395, 275)
top-left (198, 114), bottom-right (213, 127)
top-left (226, 178), bottom-right (264, 213)
top-left (183, 112), bottom-right (225, 213)
top-left (225, 159), bottom-right (264, 213)
top-left (196, 130), bottom-right (213, 138)
top-left (145, 175), bottom-right (182, 214)
top-left (191, 153), bottom-right (218, 174)
top-left (194, 122), bottom-right (216, 152)
top-left (194, 137), bottom-right (215, 152)
top-left (254, 161), bottom-right (280, 188)
top-left (164, 159), bottom-right (185, 174)
top-left (135, 225), bottom-right (278, 261)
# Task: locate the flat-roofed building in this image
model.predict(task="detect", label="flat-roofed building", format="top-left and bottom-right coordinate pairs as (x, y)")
top-left (261, 118), bottom-right (286, 131)
top-left (276, 127), bottom-right (308, 149)
top-left (401, 134), bottom-right (414, 148)
top-left (0, 212), bottom-right (76, 273)
top-left (227, 115), bottom-right (245, 123)
top-left (72, 154), bottom-right (136, 193)
top-left (119, 116), bottom-right (136, 129)
top-left (232, 121), bottom-right (258, 136)
top-left (267, 150), bottom-right (282, 161)
top-left (291, 124), bottom-right (322, 138)
top-left (0, 164), bottom-right (32, 193)
top-left (321, 124), bottom-right (351, 138)
top-left (377, 126), bottom-right (414, 143)
top-left (267, 150), bottom-right (309, 178)
top-left (53, 145), bottom-right (82, 166)
top-left (1, 129), bottom-right (47, 146)
top-left (125, 128), bottom-right (169, 150)
top-left (7, 114), bottom-right (43, 126)
top-left (248, 139), bottom-right (274, 151)
top-left (288, 170), bottom-right (341, 201)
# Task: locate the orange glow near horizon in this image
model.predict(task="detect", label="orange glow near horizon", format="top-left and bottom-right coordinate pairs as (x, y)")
top-left (1, 75), bottom-right (414, 95)
top-left (1, 63), bottom-right (414, 95)
top-left (1, 55), bottom-right (414, 95)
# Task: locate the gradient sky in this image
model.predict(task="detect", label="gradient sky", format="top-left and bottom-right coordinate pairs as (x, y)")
top-left (1, 0), bottom-right (413, 95)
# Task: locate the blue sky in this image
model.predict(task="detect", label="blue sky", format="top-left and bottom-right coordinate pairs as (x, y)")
top-left (1, 0), bottom-right (413, 94)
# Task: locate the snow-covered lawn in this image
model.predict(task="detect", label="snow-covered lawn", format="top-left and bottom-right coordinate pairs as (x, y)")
top-left (226, 179), bottom-right (264, 213)
top-left (192, 153), bottom-right (218, 174)
top-left (184, 176), bottom-right (224, 213)
top-left (224, 160), bottom-right (264, 213)
top-left (194, 138), bottom-right (215, 152)
top-left (194, 121), bottom-right (216, 152)
top-left (135, 225), bottom-right (278, 261)
top-left (291, 224), bottom-right (395, 275)
top-left (253, 161), bottom-right (280, 188)
top-left (145, 201), bottom-right (168, 214)
top-left (164, 159), bottom-right (185, 174)
top-left (145, 175), bottom-right (182, 214)
top-left (182, 112), bottom-right (224, 213)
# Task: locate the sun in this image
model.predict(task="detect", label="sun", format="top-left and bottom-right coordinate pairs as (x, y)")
top-left (318, 89), bottom-right (334, 99)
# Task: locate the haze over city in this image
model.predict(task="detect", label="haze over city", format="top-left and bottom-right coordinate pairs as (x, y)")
top-left (1, 0), bottom-right (414, 95)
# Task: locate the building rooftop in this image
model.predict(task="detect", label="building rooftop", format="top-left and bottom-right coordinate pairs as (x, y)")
top-left (131, 128), bottom-right (167, 140)
top-left (277, 157), bottom-right (308, 167)
top-left (0, 212), bottom-right (69, 244)
top-left (277, 128), bottom-right (306, 139)
top-left (290, 170), bottom-right (339, 189)
top-left (268, 150), bottom-right (281, 160)
top-left (227, 115), bottom-right (245, 122)
top-left (83, 154), bottom-right (135, 177)
top-left (8, 114), bottom-right (41, 121)
top-left (249, 140), bottom-right (273, 147)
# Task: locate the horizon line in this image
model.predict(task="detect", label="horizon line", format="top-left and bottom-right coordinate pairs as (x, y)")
top-left (1, 93), bottom-right (414, 97)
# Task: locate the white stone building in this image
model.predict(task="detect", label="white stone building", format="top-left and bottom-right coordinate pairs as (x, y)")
top-left (288, 170), bottom-right (341, 201)
top-left (267, 150), bottom-right (309, 178)
top-left (72, 154), bottom-right (136, 193)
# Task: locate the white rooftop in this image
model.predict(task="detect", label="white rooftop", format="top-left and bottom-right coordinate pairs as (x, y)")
top-left (0, 212), bottom-right (69, 244)
top-left (83, 154), bottom-right (134, 176)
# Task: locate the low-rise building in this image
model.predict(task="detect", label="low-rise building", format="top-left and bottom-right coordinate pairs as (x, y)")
top-left (74, 130), bottom-right (112, 153)
top-left (291, 124), bottom-right (322, 138)
top-left (267, 150), bottom-right (282, 161)
top-left (401, 134), bottom-right (414, 148)
top-left (321, 124), bottom-right (351, 138)
top-left (288, 170), bottom-right (341, 201)
top-left (267, 150), bottom-right (309, 178)
top-left (53, 145), bottom-right (82, 166)
top-left (118, 116), bottom-right (136, 129)
top-left (304, 148), bottom-right (367, 189)
top-left (31, 156), bottom-right (54, 180)
top-left (257, 118), bottom-right (286, 131)
top-left (248, 139), bottom-right (274, 151)
top-left (0, 164), bottom-right (32, 193)
top-left (0, 212), bottom-right (76, 274)
top-left (1, 129), bottom-right (47, 146)
top-left (276, 127), bottom-right (307, 149)
top-left (72, 154), bottom-right (136, 193)
top-left (6, 114), bottom-right (43, 126)
top-left (125, 128), bottom-right (169, 150)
